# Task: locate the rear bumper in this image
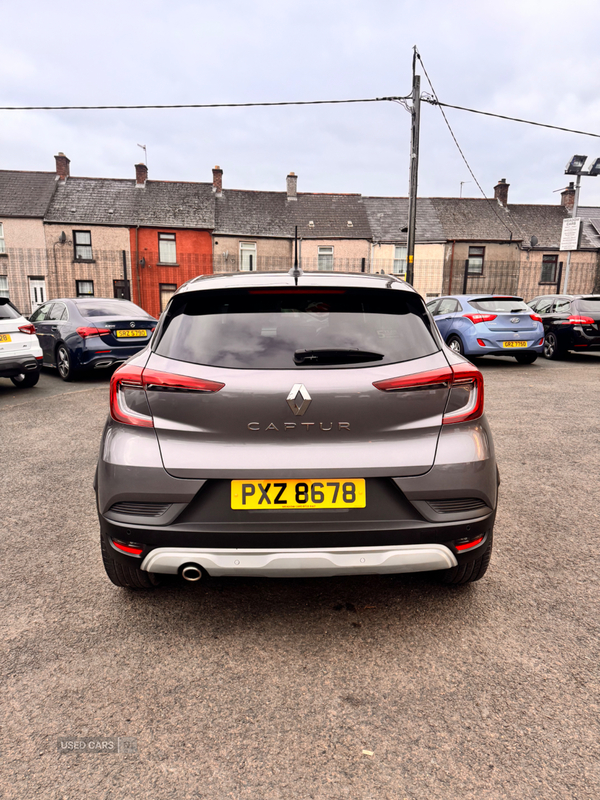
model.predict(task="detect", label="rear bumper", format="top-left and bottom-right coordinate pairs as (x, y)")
top-left (140, 543), bottom-right (458, 577)
top-left (0, 354), bottom-right (42, 378)
top-left (78, 343), bottom-right (149, 370)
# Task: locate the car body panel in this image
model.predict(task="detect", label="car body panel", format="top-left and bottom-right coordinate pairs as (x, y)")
top-left (0, 299), bottom-right (43, 378)
top-left (528, 294), bottom-right (600, 354)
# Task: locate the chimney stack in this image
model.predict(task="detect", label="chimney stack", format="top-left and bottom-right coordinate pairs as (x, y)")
top-left (55, 152), bottom-right (70, 183)
top-left (494, 178), bottom-right (509, 208)
top-left (212, 165), bottom-right (223, 196)
top-left (135, 163), bottom-right (148, 188)
top-left (286, 172), bottom-right (298, 201)
top-left (561, 182), bottom-right (576, 213)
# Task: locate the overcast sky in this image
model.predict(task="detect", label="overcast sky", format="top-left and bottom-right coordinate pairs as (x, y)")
top-left (3, 0), bottom-right (600, 206)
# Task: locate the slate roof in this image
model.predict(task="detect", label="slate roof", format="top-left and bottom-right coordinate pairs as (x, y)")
top-left (214, 191), bottom-right (372, 239)
top-left (363, 197), bottom-right (445, 243)
top-left (45, 178), bottom-right (216, 229)
top-left (430, 198), bottom-right (596, 249)
top-left (0, 170), bottom-right (58, 217)
top-left (577, 207), bottom-right (600, 249)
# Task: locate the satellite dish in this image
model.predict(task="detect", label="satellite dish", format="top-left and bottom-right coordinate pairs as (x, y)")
top-left (530, 236), bottom-right (538, 248)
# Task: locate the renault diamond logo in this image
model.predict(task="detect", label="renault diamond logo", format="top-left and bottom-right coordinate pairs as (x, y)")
top-left (510, 317), bottom-right (520, 324)
top-left (287, 384), bottom-right (311, 416)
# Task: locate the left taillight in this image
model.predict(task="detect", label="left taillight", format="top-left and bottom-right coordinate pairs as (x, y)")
top-left (18, 324), bottom-right (36, 335)
top-left (373, 361), bottom-right (484, 425)
top-left (110, 364), bottom-right (225, 427)
top-left (77, 326), bottom-right (111, 338)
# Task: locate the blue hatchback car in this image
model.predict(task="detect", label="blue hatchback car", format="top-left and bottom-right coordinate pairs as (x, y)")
top-left (427, 295), bottom-right (545, 364)
top-left (30, 297), bottom-right (157, 381)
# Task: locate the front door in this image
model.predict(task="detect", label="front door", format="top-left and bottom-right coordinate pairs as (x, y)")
top-left (29, 278), bottom-right (47, 313)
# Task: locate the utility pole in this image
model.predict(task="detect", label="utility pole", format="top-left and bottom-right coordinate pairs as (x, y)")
top-left (406, 50), bottom-right (421, 286)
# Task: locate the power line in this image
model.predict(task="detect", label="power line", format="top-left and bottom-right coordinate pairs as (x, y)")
top-left (0, 96), bottom-right (409, 111)
top-left (422, 99), bottom-right (600, 140)
top-left (416, 49), bottom-right (526, 240)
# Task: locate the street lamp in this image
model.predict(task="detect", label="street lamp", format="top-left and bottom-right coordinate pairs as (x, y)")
top-left (563, 155), bottom-right (600, 292)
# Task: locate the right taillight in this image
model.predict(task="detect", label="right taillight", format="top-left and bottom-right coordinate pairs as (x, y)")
top-left (373, 361), bottom-right (484, 425)
top-left (568, 315), bottom-right (595, 325)
top-left (77, 326), bottom-right (111, 338)
top-left (110, 364), bottom-right (224, 427)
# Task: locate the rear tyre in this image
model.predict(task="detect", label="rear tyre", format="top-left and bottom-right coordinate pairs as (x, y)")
top-left (56, 344), bottom-right (74, 381)
top-left (100, 535), bottom-right (160, 589)
top-left (438, 531), bottom-right (493, 585)
top-left (446, 335), bottom-right (464, 355)
top-left (543, 332), bottom-right (565, 360)
top-left (515, 352), bottom-right (537, 364)
top-left (10, 371), bottom-right (40, 388)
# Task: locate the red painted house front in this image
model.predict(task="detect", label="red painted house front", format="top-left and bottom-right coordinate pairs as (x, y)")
top-left (129, 227), bottom-right (213, 318)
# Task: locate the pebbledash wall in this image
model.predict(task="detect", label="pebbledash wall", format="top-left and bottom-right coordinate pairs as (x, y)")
top-left (129, 227), bottom-right (213, 318)
top-left (0, 219), bottom-right (48, 312)
top-left (44, 223), bottom-right (131, 302)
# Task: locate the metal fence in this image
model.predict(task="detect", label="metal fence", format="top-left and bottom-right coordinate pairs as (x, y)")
top-left (2, 248), bottom-right (599, 317)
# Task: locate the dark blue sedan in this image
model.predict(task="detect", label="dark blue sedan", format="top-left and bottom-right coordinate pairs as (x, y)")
top-left (30, 298), bottom-right (158, 381)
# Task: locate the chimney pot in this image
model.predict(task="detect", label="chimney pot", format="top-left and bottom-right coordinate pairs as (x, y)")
top-left (55, 152), bottom-right (70, 182)
top-left (561, 181), bottom-right (576, 213)
top-left (287, 172), bottom-right (298, 201)
top-left (494, 178), bottom-right (509, 208)
top-left (135, 162), bottom-right (148, 188)
top-left (212, 166), bottom-right (223, 195)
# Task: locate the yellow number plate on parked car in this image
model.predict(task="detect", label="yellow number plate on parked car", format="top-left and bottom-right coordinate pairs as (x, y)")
top-left (502, 341), bottom-right (528, 348)
top-left (116, 329), bottom-right (147, 338)
top-left (231, 479), bottom-right (366, 510)
top-left (0, 334), bottom-right (12, 343)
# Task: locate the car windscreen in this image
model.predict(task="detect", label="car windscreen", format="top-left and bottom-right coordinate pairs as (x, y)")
top-left (0, 298), bottom-right (20, 319)
top-left (75, 300), bottom-right (151, 318)
top-left (154, 287), bottom-right (439, 369)
top-left (469, 298), bottom-right (529, 313)
top-left (576, 297), bottom-right (600, 314)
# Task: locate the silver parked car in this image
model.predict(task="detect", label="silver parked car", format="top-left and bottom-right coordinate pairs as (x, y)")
top-left (95, 270), bottom-right (498, 589)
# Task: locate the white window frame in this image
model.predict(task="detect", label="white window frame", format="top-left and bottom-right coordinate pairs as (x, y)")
top-left (240, 242), bottom-right (257, 271)
top-left (0, 222), bottom-right (5, 254)
top-left (317, 246), bottom-right (334, 271)
top-left (0, 275), bottom-right (8, 298)
top-left (393, 245), bottom-right (407, 274)
top-left (76, 280), bottom-right (94, 297)
top-left (158, 232), bottom-right (177, 264)
top-left (160, 283), bottom-right (177, 311)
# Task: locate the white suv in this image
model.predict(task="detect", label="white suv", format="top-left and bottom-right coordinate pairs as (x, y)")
top-left (0, 299), bottom-right (43, 388)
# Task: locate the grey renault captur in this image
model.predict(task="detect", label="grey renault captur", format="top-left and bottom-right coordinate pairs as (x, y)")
top-left (95, 270), bottom-right (498, 589)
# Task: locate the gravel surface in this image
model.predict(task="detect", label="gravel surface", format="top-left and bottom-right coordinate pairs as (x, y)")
top-left (1, 356), bottom-right (600, 800)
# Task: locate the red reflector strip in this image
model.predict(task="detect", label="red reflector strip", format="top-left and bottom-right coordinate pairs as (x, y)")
top-left (477, 339), bottom-right (486, 347)
top-left (455, 536), bottom-right (484, 552)
top-left (112, 539), bottom-right (144, 555)
top-left (35, 356), bottom-right (43, 361)
top-left (95, 350), bottom-right (111, 354)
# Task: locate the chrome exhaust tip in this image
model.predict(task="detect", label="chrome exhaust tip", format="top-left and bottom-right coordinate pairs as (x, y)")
top-left (94, 360), bottom-right (113, 369)
top-left (181, 564), bottom-right (202, 582)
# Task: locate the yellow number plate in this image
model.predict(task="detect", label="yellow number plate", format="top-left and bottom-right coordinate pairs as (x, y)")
top-left (116, 329), bottom-right (147, 338)
top-left (502, 341), bottom-right (527, 348)
top-left (0, 334), bottom-right (12, 343)
top-left (231, 479), bottom-right (366, 510)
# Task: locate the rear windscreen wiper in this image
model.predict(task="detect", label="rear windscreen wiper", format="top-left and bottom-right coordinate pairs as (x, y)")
top-left (293, 348), bottom-right (385, 365)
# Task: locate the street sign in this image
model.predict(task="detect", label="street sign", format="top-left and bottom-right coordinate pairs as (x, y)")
top-left (560, 217), bottom-right (582, 251)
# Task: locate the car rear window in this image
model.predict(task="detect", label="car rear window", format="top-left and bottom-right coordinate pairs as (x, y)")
top-left (469, 298), bottom-right (529, 313)
top-left (576, 297), bottom-right (600, 313)
top-left (0, 299), bottom-right (20, 319)
top-left (154, 287), bottom-right (439, 369)
top-left (75, 300), bottom-right (150, 318)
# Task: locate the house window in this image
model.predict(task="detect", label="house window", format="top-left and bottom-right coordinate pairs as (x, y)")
top-left (540, 255), bottom-right (558, 284)
top-left (0, 222), bottom-right (5, 254)
top-left (318, 246), bottom-right (334, 271)
top-left (160, 283), bottom-right (177, 312)
top-left (0, 276), bottom-right (8, 298)
top-left (76, 280), bottom-right (94, 297)
top-left (158, 232), bottom-right (177, 264)
top-left (467, 246), bottom-right (485, 275)
top-left (240, 242), bottom-right (257, 271)
top-left (393, 245), bottom-right (407, 273)
top-left (73, 231), bottom-right (93, 261)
